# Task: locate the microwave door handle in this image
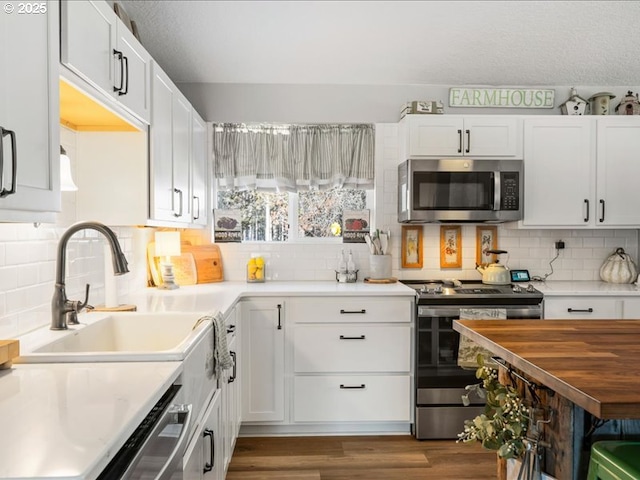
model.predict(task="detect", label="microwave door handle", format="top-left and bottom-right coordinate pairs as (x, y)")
top-left (493, 172), bottom-right (501, 210)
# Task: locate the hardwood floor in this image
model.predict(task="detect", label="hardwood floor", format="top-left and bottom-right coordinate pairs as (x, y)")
top-left (227, 435), bottom-right (498, 479)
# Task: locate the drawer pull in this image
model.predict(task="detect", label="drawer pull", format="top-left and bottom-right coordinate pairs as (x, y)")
top-left (340, 384), bottom-right (366, 389)
top-left (339, 335), bottom-right (366, 340)
top-left (567, 308), bottom-right (594, 313)
top-left (340, 309), bottom-right (366, 314)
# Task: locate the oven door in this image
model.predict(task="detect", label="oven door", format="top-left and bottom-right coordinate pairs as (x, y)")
top-left (416, 304), bottom-right (542, 402)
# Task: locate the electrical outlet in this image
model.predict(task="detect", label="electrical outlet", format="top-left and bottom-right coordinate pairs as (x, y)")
top-left (555, 240), bottom-right (565, 250)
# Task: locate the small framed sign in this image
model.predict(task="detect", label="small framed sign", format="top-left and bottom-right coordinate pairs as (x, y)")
top-left (342, 210), bottom-right (370, 244)
top-left (214, 209), bottom-right (242, 243)
top-left (476, 226), bottom-right (498, 266)
top-left (402, 226), bottom-right (423, 268)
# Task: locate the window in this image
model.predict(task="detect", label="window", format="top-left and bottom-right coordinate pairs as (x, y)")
top-left (216, 187), bottom-right (370, 242)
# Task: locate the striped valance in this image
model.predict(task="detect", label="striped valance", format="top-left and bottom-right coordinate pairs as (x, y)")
top-left (212, 123), bottom-right (375, 192)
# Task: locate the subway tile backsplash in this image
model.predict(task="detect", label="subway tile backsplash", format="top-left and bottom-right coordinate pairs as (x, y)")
top-left (1, 122), bottom-right (637, 338)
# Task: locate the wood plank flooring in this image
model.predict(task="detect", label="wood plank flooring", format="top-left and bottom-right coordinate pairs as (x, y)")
top-left (227, 435), bottom-right (498, 479)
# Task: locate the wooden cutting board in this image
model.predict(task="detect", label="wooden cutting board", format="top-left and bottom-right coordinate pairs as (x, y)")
top-left (182, 244), bottom-right (224, 283)
top-left (364, 277), bottom-right (398, 284)
top-left (0, 340), bottom-right (19, 369)
top-left (147, 242), bottom-right (198, 286)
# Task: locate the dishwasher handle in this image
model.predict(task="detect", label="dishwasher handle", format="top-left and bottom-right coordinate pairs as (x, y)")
top-left (156, 404), bottom-right (192, 480)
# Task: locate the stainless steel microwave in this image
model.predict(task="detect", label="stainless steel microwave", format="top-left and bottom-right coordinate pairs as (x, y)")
top-left (397, 158), bottom-right (523, 223)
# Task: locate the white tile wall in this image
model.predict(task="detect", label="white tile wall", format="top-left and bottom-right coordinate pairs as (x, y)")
top-left (2, 123), bottom-right (637, 337)
top-left (218, 123), bottom-right (639, 284)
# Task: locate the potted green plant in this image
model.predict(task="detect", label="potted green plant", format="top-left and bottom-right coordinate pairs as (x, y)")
top-left (458, 355), bottom-right (531, 459)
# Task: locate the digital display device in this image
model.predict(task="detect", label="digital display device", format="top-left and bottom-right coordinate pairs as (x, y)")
top-left (510, 269), bottom-right (531, 282)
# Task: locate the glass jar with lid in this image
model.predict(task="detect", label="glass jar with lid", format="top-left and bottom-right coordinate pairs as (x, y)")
top-left (247, 253), bottom-right (265, 283)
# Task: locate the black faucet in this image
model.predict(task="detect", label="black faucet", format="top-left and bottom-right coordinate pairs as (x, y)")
top-left (51, 221), bottom-right (129, 330)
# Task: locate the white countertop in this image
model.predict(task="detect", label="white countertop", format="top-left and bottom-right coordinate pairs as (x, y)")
top-left (0, 362), bottom-right (181, 480)
top-left (3, 280), bottom-right (413, 479)
top-left (532, 280), bottom-right (640, 296)
top-left (126, 280), bottom-right (417, 317)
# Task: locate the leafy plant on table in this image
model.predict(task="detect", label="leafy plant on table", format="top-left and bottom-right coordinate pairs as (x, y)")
top-left (457, 355), bottom-right (531, 459)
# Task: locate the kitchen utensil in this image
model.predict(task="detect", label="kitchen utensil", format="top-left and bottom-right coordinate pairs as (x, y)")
top-left (476, 249), bottom-right (511, 285)
top-left (182, 244), bottom-right (224, 283)
top-left (364, 234), bottom-right (375, 255)
top-left (380, 232), bottom-right (389, 255)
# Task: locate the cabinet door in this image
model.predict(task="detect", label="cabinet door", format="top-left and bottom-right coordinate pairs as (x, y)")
top-left (172, 90), bottom-right (192, 221)
top-left (543, 297), bottom-right (621, 319)
top-left (522, 118), bottom-right (594, 226)
top-left (0, 0), bottom-right (59, 219)
top-left (222, 334), bottom-right (239, 472)
top-left (622, 298), bottom-right (640, 319)
top-left (150, 63), bottom-right (176, 222)
top-left (463, 116), bottom-right (522, 158)
top-left (61, 0), bottom-right (116, 96)
top-left (114, 24), bottom-right (151, 124)
top-left (596, 118), bottom-right (640, 227)
top-left (202, 390), bottom-right (224, 480)
top-left (190, 110), bottom-right (208, 226)
top-left (241, 299), bottom-right (285, 422)
top-left (407, 116), bottom-right (464, 156)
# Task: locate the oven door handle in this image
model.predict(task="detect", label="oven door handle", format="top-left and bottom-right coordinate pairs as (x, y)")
top-left (418, 306), bottom-right (542, 318)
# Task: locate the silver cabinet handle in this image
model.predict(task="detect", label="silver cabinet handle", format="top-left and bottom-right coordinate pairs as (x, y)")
top-left (193, 195), bottom-right (200, 220)
top-left (0, 127), bottom-right (17, 198)
top-left (339, 335), bottom-right (365, 340)
top-left (567, 308), bottom-right (593, 313)
top-left (173, 188), bottom-right (183, 217)
top-left (340, 309), bottom-right (366, 314)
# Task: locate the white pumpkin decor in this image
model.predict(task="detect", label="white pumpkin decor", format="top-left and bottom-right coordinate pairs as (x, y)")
top-left (599, 248), bottom-right (639, 284)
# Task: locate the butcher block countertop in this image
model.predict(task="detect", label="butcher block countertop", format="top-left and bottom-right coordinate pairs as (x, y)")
top-left (454, 319), bottom-right (640, 420)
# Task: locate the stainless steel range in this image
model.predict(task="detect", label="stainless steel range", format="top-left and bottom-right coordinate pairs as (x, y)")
top-left (401, 280), bottom-right (543, 440)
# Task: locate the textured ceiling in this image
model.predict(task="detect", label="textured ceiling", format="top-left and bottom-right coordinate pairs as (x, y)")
top-left (119, 1), bottom-right (640, 87)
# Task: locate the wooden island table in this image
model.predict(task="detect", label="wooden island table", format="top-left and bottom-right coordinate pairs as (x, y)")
top-left (454, 319), bottom-right (640, 480)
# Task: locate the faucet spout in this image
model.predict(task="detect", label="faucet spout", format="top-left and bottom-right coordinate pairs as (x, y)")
top-left (51, 221), bottom-right (129, 330)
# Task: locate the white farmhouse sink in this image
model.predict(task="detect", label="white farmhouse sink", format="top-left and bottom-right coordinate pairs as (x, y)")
top-left (16, 312), bottom-right (213, 363)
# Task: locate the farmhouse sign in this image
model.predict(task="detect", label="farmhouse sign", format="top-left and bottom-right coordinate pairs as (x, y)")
top-left (449, 88), bottom-right (555, 109)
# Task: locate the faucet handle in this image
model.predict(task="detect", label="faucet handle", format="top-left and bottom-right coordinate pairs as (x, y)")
top-left (66, 284), bottom-right (91, 326)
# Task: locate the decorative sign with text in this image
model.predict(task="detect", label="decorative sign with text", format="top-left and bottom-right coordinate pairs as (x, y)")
top-left (342, 209), bottom-right (370, 244)
top-left (214, 209), bottom-right (242, 242)
top-left (449, 88), bottom-right (555, 109)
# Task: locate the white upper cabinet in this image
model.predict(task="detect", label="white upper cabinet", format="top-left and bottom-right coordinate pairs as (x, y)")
top-left (522, 116), bottom-right (640, 228)
top-left (595, 117), bottom-right (640, 227)
top-left (61, 0), bottom-right (151, 124)
top-left (149, 63), bottom-right (192, 223)
top-left (0, 0), bottom-right (60, 222)
top-left (191, 111), bottom-right (208, 226)
top-left (522, 117), bottom-right (594, 227)
top-left (403, 115), bottom-right (523, 158)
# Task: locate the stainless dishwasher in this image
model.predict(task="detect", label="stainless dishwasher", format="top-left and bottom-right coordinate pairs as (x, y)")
top-left (97, 384), bottom-right (192, 480)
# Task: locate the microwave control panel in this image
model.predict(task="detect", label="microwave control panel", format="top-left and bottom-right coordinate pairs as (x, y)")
top-left (500, 172), bottom-right (520, 210)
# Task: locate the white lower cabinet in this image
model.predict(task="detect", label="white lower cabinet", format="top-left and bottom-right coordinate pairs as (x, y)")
top-left (241, 298), bottom-right (285, 423)
top-left (293, 375), bottom-right (410, 422)
top-left (221, 331), bottom-right (240, 473)
top-left (183, 390), bottom-right (224, 480)
top-left (543, 296), bottom-right (624, 319)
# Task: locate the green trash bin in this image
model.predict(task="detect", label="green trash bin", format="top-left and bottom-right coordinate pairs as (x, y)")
top-left (587, 441), bottom-right (640, 480)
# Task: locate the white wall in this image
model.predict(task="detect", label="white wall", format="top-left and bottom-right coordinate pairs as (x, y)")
top-left (179, 83), bottom-right (640, 124)
top-left (216, 124), bottom-right (638, 282)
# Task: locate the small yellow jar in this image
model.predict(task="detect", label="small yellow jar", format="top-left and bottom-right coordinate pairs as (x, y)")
top-left (247, 254), bottom-right (265, 283)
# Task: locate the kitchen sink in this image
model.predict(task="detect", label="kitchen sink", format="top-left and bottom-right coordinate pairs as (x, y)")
top-left (16, 311), bottom-right (212, 363)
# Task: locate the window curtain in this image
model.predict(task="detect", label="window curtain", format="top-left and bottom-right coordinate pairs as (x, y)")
top-left (212, 123), bottom-right (375, 192)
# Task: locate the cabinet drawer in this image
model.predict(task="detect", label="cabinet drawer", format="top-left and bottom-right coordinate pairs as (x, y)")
top-left (543, 297), bottom-right (620, 319)
top-left (289, 297), bottom-right (411, 324)
top-left (293, 375), bottom-right (410, 422)
top-left (294, 325), bottom-right (410, 373)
